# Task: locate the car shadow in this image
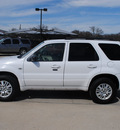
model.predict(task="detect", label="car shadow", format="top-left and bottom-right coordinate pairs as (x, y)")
top-left (116, 90), bottom-right (120, 101)
top-left (15, 90), bottom-right (120, 104)
top-left (15, 90), bottom-right (90, 101)
top-left (0, 53), bottom-right (16, 56)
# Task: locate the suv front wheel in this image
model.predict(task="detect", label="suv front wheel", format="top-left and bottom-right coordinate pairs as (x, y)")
top-left (0, 75), bottom-right (20, 101)
top-left (89, 78), bottom-right (117, 104)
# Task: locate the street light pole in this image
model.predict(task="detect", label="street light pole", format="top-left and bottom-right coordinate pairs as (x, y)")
top-left (40, 10), bottom-right (42, 36)
top-left (35, 8), bottom-right (47, 39)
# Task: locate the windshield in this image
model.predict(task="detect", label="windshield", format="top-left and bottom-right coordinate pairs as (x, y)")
top-left (18, 42), bottom-right (44, 58)
top-left (0, 39), bottom-right (4, 43)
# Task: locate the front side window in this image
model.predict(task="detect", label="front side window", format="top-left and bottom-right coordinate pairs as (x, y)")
top-left (30, 43), bottom-right (65, 62)
top-left (4, 39), bottom-right (11, 44)
top-left (99, 43), bottom-right (120, 60)
top-left (0, 39), bottom-right (4, 43)
top-left (68, 43), bottom-right (99, 61)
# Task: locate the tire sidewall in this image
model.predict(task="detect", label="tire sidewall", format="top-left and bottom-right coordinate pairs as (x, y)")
top-left (0, 75), bottom-right (19, 101)
top-left (19, 48), bottom-right (27, 55)
top-left (90, 78), bottom-right (117, 104)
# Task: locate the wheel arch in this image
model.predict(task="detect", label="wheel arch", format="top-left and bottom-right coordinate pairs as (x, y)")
top-left (19, 47), bottom-right (27, 51)
top-left (0, 72), bottom-right (20, 89)
top-left (89, 74), bottom-right (119, 91)
top-left (19, 47), bottom-right (27, 55)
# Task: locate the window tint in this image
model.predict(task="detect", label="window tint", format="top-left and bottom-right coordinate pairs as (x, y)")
top-left (99, 43), bottom-right (120, 60)
top-left (13, 39), bottom-right (19, 44)
top-left (31, 43), bottom-right (65, 61)
top-left (68, 43), bottom-right (99, 61)
top-left (21, 39), bottom-right (30, 44)
top-left (4, 39), bottom-right (11, 44)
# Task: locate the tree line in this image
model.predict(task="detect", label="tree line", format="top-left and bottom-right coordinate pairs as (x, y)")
top-left (7, 25), bottom-right (120, 42)
top-left (72, 26), bottom-right (120, 41)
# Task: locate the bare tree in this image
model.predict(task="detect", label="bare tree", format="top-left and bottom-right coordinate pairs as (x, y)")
top-left (72, 30), bottom-right (80, 35)
top-left (90, 26), bottom-right (96, 35)
top-left (90, 26), bottom-right (104, 35)
top-left (10, 28), bottom-right (17, 31)
top-left (96, 28), bottom-right (103, 35)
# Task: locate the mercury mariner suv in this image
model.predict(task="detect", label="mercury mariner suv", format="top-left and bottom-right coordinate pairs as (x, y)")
top-left (0, 39), bottom-right (120, 103)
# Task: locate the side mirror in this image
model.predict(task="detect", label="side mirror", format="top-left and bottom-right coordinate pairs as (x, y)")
top-left (27, 54), bottom-right (37, 62)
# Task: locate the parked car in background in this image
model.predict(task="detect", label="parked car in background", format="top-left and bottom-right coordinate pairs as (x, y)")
top-left (0, 37), bottom-right (31, 55)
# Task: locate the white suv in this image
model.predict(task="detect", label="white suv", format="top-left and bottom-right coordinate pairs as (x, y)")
top-left (0, 39), bottom-right (120, 103)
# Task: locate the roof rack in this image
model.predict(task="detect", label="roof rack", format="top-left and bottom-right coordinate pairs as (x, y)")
top-left (65, 37), bottom-right (114, 41)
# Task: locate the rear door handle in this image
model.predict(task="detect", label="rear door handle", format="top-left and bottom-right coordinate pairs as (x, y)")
top-left (88, 64), bottom-right (97, 69)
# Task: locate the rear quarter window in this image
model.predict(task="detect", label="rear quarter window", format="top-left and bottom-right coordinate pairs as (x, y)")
top-left (99, 43), bottom-right (120, 60)
top-left (21, 39), bottom-right (30, 44)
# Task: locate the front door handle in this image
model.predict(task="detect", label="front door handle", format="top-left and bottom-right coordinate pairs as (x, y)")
top-left (51, 65), bottom-right (61, 71)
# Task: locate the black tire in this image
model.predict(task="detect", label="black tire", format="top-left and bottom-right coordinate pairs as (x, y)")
top-left (0, 75), bottom-right (20, 101)
top-left (19, 48), bottom-right (27, 55)
top-left (89, 78), bottom-right (117, 104)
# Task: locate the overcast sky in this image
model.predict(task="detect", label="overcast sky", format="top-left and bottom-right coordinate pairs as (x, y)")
top-left (0, 0), bottom-right (120, 34)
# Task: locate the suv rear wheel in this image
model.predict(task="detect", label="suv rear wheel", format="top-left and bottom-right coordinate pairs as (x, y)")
top-left (89, 78), bottom-right (117, 104)
top-left (0, 75), bottom-right (19, 101)
top-left (19, 48), bottom-right (27, 55)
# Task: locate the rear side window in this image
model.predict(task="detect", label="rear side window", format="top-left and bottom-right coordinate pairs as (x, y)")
top-left (68, 43), bottom-right (99, 61)
top-left (99, 44), bottom-right (120, 60)
top-left (13, 39), bottom-right (19, 44)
